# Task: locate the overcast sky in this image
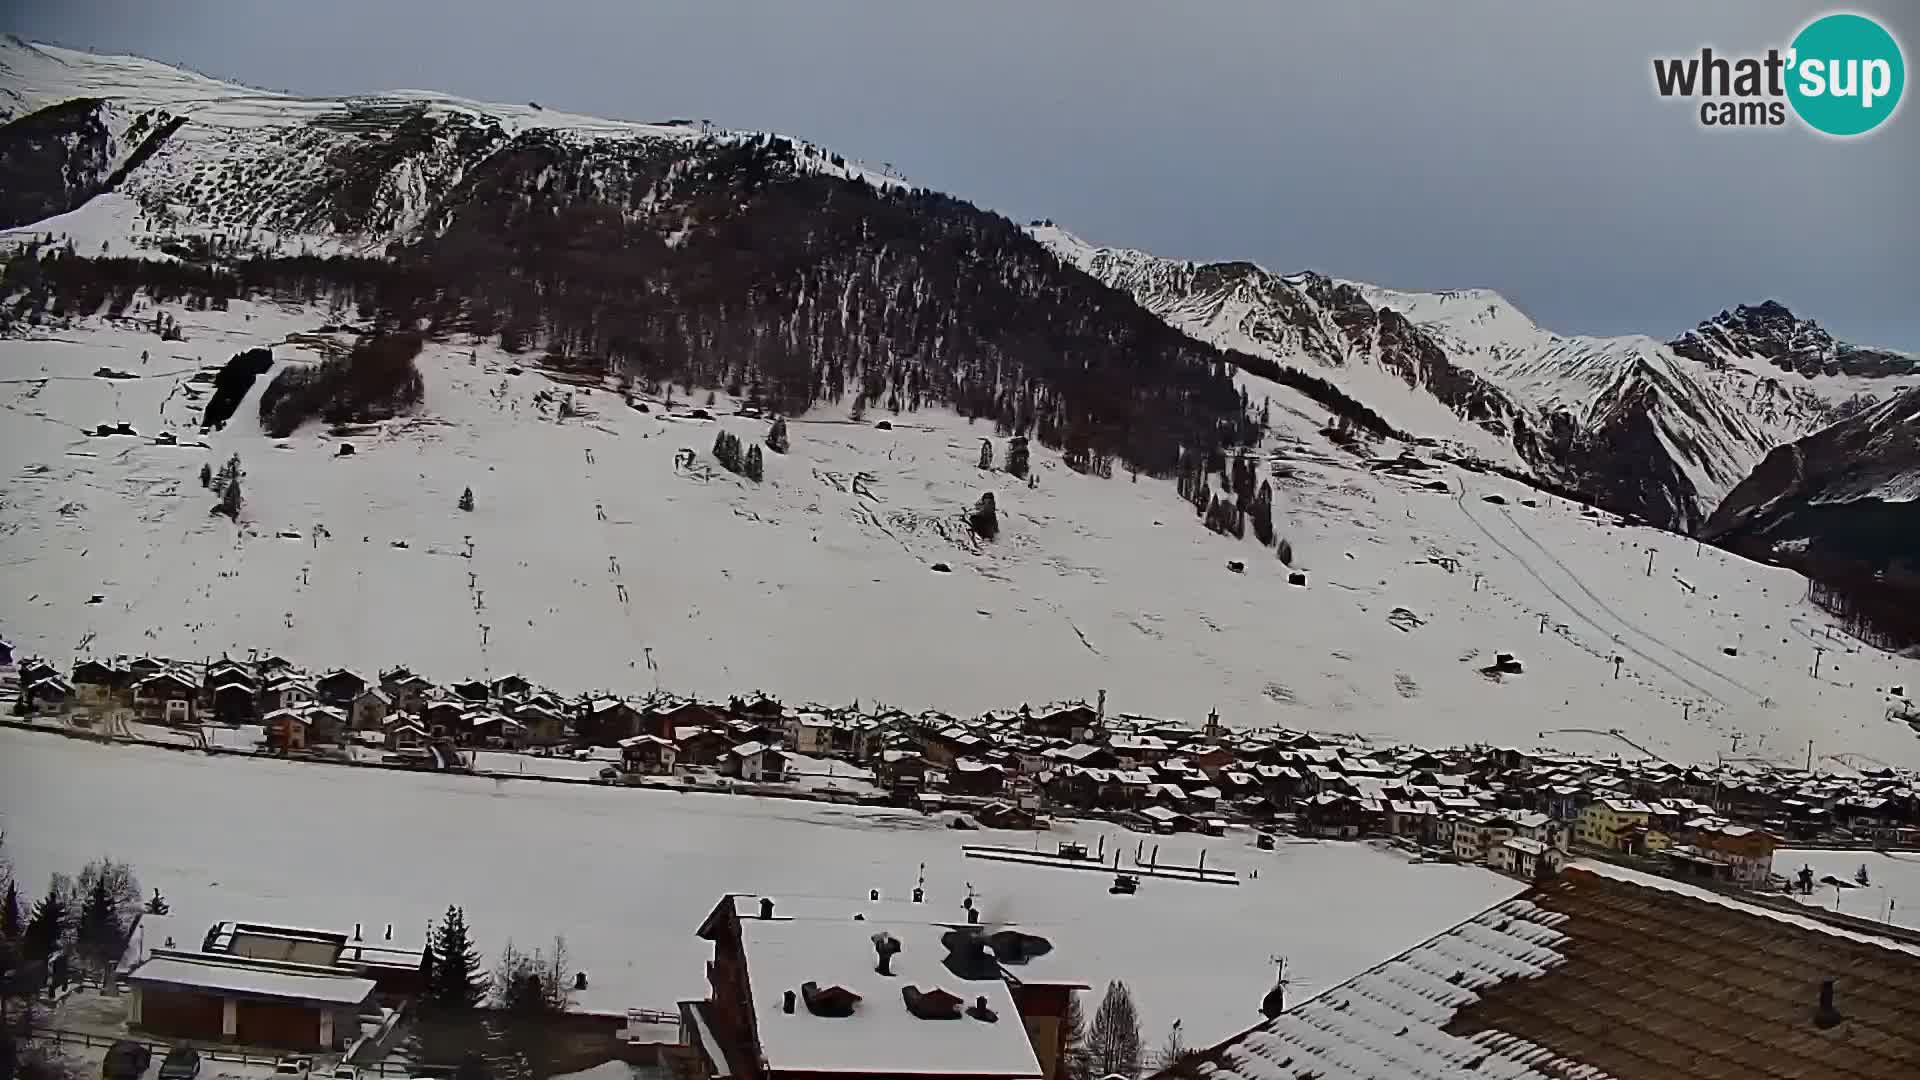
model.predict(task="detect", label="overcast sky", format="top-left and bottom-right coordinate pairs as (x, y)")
top-left (8, 1), bottom-right (1917, 348)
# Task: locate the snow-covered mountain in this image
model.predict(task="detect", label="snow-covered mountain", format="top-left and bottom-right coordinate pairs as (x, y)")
top-left (0, 36), bottom-right (899, 258)
top-left (3, 40), bottom-right (1918, 768)
top-left (1706, 384), bottom-right (1920, 651)
top-left (0, 93), bottom-right (180, 229)
top-left (1037, 226), bottom-right (1913, 534)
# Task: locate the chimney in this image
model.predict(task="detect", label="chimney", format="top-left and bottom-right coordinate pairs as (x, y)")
top-left (384, 923), bottom-right (393, 941)
top-left (783, 990), bottom-right (796, 1014)
top-left (575, 971), bottom-right (588, 990)
top-left (1096, 689), bottom-right (1106, 721)
top-left (873, 932), bottom-right (902, 976)
top-left (967, 995), bottom-right (998, 1022)
top-left (912, 887), bottom-right (925, 904)
top-left (353, 922), bottom-right (362, 940)
top-left (869, 889), bottom-right (880, 901)
top-left (1815, 979), bottom-right (1843, 1028)
top-left (759, 897), bottom-right (775, 920)
top-left (967, 907), bottom-right (980, 925)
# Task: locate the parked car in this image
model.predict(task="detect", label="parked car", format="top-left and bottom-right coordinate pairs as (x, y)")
top-left (102, 1041), bottom-right (152, 1080)
top-left (326, 1065), bottom-right (358, 1080)
top-left (272, 1058), bottom-right (314, 1079)
top-left (158, 1047), bottom-right (201, 1080)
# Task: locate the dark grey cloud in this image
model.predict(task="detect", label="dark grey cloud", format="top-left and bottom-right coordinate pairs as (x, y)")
top-left (7, 0), bottom-right (1916, 347)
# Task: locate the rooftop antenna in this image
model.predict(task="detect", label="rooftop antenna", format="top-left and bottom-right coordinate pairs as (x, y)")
top-left (1260, 955), bottom-right (1292, 1019)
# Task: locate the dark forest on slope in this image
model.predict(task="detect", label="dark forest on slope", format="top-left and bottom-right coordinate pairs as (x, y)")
top-left (1, 132), bottom-right (1394, 478)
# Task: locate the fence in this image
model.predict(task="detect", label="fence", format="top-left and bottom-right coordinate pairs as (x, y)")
top-left (30, 1026), bottom-right (418, 1075)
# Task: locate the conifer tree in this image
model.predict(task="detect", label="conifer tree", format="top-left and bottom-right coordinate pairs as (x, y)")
top-left (766, 417), bottom-right (789, 454)
top-left (744, 443), bottom-right (764, 481)
top-left (425, 906), bottom-right (487, 1010)
top-left (22, 883), bottom-right (66, 966)
top-left (1252, 480), bottom-right (1274, 546)
top-left (1062, 991), bottom-right (1090, 1080)
top-left (76, 877), bottom-right (121, 976)
top-left (458, 487), bottom-right (475, 513)
top-left (1, 879), bottom-right (22, 941)
top-left (978, 438), bottom-right (993, 470)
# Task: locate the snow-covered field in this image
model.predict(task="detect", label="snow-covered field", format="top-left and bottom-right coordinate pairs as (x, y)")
top-left (1773, 848), bottom-right (1920, 930)
top-left (0, 729), bottom-right (1519, 1046)
top-left (2, 300), bottom-right (1917, 767)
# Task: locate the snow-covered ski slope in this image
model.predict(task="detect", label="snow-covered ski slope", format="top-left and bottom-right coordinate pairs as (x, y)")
top-left (4, 300), bottom-right (1917, 768)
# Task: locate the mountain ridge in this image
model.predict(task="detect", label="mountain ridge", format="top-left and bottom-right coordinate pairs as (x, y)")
top-left (1034, 223), bottom-right (1912, 534)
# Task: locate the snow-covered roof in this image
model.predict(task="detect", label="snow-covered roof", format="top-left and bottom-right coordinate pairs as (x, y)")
top-left (736, 914), bottom-right (1043, 1077)
top-left (1186, 862), bottom-right (1920, 1080)
top-left (126, 951), bottom-right (376, 1005)
top-left (1500, 836), bottom-right (1550, 855)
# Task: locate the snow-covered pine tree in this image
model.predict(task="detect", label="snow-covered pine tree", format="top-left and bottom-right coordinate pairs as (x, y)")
top-left (744, 444), bottom-right (764, 481)
top-left (978, 438), bottom-right (993, 470)
top-left (1252, 480), bottom-right (1275, 546)
top-left (458, 487), bottom-right (475, 513)
top-left (766, 417), bottom-right (790, 454)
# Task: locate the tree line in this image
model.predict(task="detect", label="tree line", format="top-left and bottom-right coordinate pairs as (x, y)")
top-left (0, 130), bottom-right (1404, 485)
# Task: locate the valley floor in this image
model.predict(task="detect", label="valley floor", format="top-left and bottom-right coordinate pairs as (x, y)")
top-left (0, 728), bottom-right (1520, 1048)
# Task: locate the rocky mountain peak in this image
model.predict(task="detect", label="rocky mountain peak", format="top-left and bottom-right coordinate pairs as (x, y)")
top-left (1670, 300), bottom-right (1915, 380)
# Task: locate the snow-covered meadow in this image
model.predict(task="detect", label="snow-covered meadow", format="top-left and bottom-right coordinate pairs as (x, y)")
top-left (2, 299), bottom-right (1917, 767)
top-left (1773, 848), bottom-right (1920, 930)
top-left (0, 729), bottom-right (1519, 1046)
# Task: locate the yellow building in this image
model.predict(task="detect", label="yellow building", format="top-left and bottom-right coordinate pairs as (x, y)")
top-left (1575, 798), bottom-right (1654, 852)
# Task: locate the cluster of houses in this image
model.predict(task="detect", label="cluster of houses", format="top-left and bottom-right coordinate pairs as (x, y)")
top-left (875, 701), bottom-right (1920, 889)
top-left (13, 651), bottom-right (1920, 891)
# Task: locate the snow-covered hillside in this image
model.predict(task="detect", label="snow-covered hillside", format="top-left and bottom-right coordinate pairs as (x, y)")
top-left (1036, 225), bottom-right (1913, 533)
top-left (0, 36), bottom-right (898, 259)
top-left (1034, 225), bottom-right (1530, 470)
top-left (5, 299), bottom-right (1918, 768)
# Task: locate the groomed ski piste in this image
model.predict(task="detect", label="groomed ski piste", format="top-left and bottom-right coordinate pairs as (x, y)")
top-left (3, 299), bottom-right (1917, 769)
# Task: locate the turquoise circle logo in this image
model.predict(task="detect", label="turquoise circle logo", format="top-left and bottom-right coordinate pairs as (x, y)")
top-left (1788, 13), bottom-right (1904, 136)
